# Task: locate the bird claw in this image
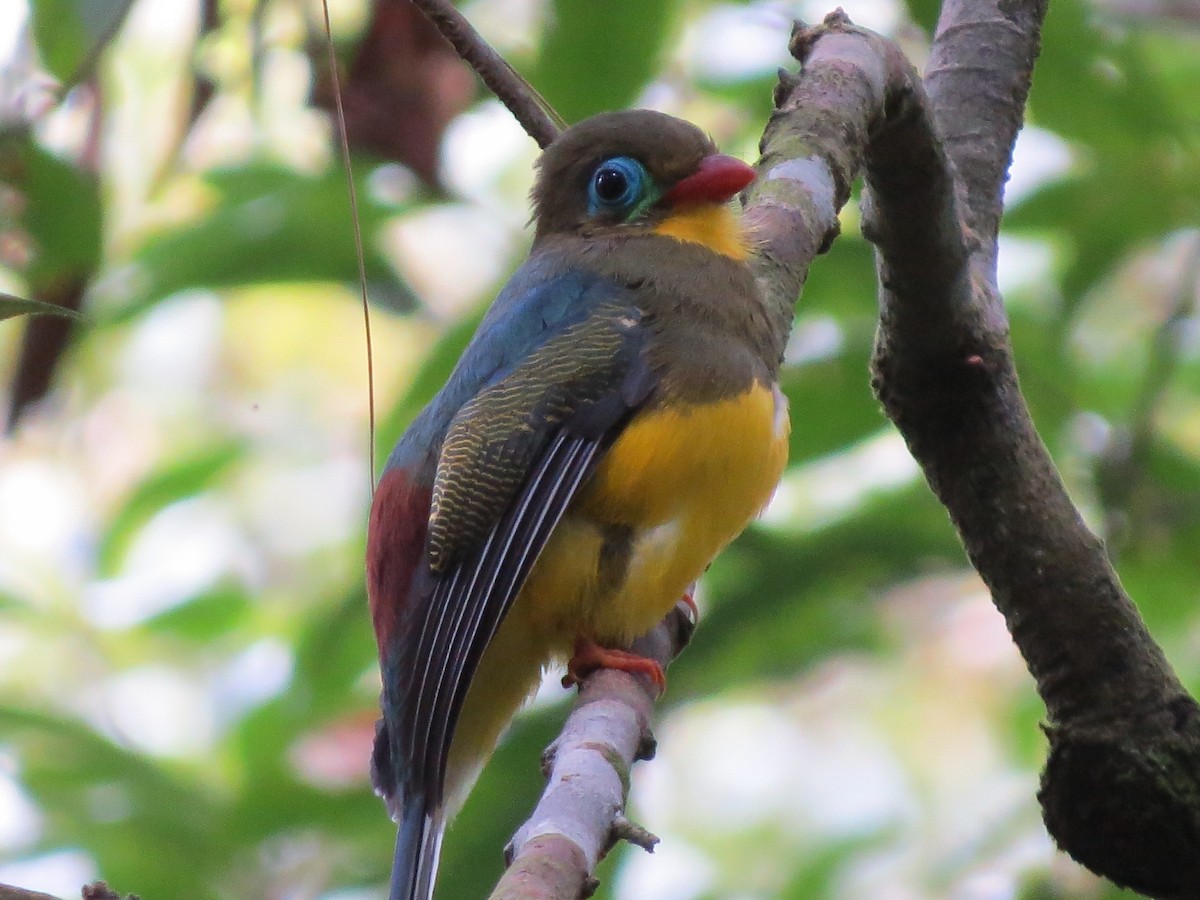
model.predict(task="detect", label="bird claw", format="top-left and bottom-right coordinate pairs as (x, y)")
top-left (562, 638), bottom-right (667, 693)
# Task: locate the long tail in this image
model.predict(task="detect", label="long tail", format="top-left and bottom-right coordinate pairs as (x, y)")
top-left (390, 796), bottom-right (446, 900)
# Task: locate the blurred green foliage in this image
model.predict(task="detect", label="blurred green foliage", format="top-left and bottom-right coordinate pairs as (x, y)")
top-left (0, 0), bottom-right (1196, 898)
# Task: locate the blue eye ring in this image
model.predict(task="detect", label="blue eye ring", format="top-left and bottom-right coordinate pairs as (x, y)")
top-left (587, 156), bottom-right (646, 216)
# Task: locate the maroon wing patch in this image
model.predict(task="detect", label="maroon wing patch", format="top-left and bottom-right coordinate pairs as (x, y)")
top-left (367, 467), bottom-right (433, 652)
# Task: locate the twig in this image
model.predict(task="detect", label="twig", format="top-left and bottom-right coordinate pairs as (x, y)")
top-left (488, 601), bottom-right (694, 900)
top-left (410, 0), bottom-right (564, 147)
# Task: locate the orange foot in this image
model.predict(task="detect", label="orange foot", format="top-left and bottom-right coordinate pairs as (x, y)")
top-left (562, 637), bottom-right (666, 693)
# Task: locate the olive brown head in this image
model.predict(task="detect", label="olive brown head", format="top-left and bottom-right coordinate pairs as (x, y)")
top-left (530, 109), bottom-right (756, 242)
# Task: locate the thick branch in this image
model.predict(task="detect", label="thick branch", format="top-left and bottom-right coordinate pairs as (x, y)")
top-left (864, 1), bottom-right (1200, 895)
top-left (743, 13), bottom-right (920, 334)
top-left (924, 0), bottom-right (1048, 272)
top-left (488, 602), bottom-right (694, 900)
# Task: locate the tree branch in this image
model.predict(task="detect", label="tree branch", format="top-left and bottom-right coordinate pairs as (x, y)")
top-left (743, 12), bottom-right (943, 343)
top-left (736, 5), bottom-right (1200, 894)
top-left (489, 602), bottom-right (694, 900)
top-left (923, 0), bottom-right (1048, 273)
top-left (863, 0), bottom-right (1200, 895)
top-left (410, 0), bottom-right (563, 148)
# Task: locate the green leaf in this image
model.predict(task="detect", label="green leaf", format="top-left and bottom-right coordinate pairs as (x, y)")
top-left (903, 0), bottom-right (941, 34)
top-left (1137, 29), bottom-right (1200, 132)
top-left (292, 586), bottom-right (377, 713)
top-left (531, 0), bottom-right (680, 123)
top-left (783, 317), bottom-right (883, 465)
top-left (117, 164), bottom-right (414, 320)
top-left (141, 584), bottom-right (252, 640)
top-left (801, 227), bottom-right (880, 320)
top-left (0, 291), bottom-right (87, 322)
top-left (781, 834), bottom-right (893, 898)
top-left (672, 484), bottom-right (963, 696)
top-left (99, 441), bottom-right (246, 575)
top-left (698, 73), bottom-right (784, 127)
top-left (1031, 0), bottom-right (1184, 149)
top-left (0, 704), bottom-right (232, 897)
top-left (1144, 437), bottom-right (1200, 496)
top-left (1, 133), bottom-right (103, 284)
top-left (1005, 164), bottom-right (1198, 304)
top-left (29, 0), bottom-right (135, 88)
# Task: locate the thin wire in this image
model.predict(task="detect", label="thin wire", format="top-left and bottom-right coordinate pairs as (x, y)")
top-left (321, 0), bottom-right (377, 495)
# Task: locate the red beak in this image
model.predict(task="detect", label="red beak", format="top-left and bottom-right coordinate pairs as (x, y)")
top-left (662, 154), bottom-right (756, 207)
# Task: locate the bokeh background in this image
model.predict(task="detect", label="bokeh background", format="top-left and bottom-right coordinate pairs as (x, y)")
top-left (1, 0), bottom-right (1199, 897)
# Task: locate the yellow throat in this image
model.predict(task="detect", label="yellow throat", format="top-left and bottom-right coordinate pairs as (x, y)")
top-left (653, 203), bottom-right (749, 261)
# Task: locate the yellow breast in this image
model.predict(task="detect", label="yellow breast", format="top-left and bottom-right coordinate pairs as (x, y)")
top-left (446, 382), bottom-right (788, 809)
top-left (583, 381), bottom-right (786, 525)
top-left (518, 381), bottom-right (790, 646)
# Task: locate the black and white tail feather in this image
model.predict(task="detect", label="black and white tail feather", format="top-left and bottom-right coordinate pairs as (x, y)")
top-left (380, 433), bottom-right (606, 900)
top-left (392, 800), bottom-right (444, 900)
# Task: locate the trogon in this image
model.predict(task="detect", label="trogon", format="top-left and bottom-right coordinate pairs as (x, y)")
top-left (366, 109), bottom-right (791, 900)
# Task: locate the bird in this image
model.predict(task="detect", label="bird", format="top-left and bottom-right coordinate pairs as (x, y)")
top-left (365, 108), bottom-right (791, 900)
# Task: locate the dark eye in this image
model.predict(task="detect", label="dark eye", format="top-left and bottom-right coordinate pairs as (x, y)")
top-left (587, 156), bottom-right (647, 215)
top-left (594, 168), bottom-right (629, 203)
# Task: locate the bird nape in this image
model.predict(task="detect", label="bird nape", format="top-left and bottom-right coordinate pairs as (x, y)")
top-left (365, 108), bottom-right (790, 900)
